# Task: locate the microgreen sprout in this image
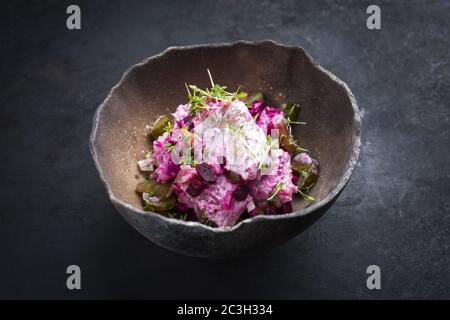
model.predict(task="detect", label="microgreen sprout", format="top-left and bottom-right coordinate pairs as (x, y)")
top-left (298, 188), bottom-right (315, 202)
top-left (297, 181), bottom-right (316, 202)
top-left (286, 118), bottom-right (306, 125)
top-left (186, 70), bottom-right (247, 114)
top-left (164, 121), bottom-right (173, 133)
top-left (164, 143), bottom-right (175, 151)
top-left (268, 181), bottom-right (284, 201)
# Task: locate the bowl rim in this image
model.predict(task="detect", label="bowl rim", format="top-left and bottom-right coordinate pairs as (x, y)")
top-left (89, 39), bottom-right (362, 233)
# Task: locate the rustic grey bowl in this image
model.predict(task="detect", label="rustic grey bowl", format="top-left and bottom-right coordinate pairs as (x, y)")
top-left (90, 40), bottom-right (361, 258)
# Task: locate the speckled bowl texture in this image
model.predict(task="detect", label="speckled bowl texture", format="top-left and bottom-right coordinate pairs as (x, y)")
top-left (90, 40), bottom-right (361, 258)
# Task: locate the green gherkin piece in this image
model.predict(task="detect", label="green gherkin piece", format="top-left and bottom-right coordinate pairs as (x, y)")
top-left (143, 194), bottom-right (176, 212)
top-left (150, 115), bottom-right (171, 140)
top-left (297, 160), bottom-right (320, 190)
top-left (291, 153), bottom-right (312, 173)
top-left (280, 134), bottom-right (303, 155)
top-left (136, 179), bottom-right (172, 199)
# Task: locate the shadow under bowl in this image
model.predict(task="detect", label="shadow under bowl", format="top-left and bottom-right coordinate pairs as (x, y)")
top-left (90, 40), bottom-right (361, 258)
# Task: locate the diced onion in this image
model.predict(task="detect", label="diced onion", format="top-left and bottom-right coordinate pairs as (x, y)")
top-left (138, 159), bottom-right (154, 171)
top-left (142, 192), bottom-right (157, 203)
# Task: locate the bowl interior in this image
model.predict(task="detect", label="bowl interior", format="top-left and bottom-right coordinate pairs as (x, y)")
top-left (92, 42), bottom-right (356, 213)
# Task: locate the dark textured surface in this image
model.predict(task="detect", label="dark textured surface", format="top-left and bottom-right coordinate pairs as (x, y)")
top-left (0, 0), bottom-right (449, 298)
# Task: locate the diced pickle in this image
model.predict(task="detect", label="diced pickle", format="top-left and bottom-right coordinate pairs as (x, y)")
top-left (143, 193), bottom-right (176, 212)
top-left (280, 134), bottom-right (303, 155)
top-left (136, 179), bottom-right (172, 199)
top-left (281, 102), bottom-right (300, 122)
top-left (150, 115), bottom-right (171, 140)
top-left (246, 92), bottom-right (264, 105)
top-left (136, 181), bottom-right (149, 194)
top-left (291, 152), bottom-right (312, 173)
top-left (297, 159), bottom-right (319, 190)
top-left (275, 117), bottom-right (304, 155)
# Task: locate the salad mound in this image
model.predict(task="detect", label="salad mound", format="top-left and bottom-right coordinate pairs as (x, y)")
top-left (136, 71), bottom-right (319, 228)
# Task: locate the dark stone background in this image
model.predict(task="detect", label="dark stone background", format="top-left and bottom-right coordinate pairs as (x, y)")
top-left (0, 0), bottom-right (449, 299)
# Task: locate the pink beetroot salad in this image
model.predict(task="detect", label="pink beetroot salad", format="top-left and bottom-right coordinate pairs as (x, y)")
top-left (136, 72), bottom-right (319, 228)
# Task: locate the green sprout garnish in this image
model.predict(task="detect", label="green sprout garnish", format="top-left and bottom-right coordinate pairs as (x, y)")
top-left (186, 69), bottom-right (247, 114)
top-left (164, 143), bottom-right (175, 151)
top-left (267, 134), bottom-right (273, 146)
top-left (268, 181), bottom-right (284, 201)
top-left (297, 181), bottom-right (316, 202)
top-left (286, 118), bottom-right (306, 125)
top-left (164, 121), bottom-right (173, 133)
top-left (298, 188), bottom-right (315, 202)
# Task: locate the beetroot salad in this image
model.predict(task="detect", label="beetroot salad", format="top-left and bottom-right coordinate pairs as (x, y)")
top-left (136, 71), bottom-right (319, 228)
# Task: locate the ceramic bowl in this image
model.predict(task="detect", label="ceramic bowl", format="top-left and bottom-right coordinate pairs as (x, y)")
top-left (90, 40), bottom-right (361, 258)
